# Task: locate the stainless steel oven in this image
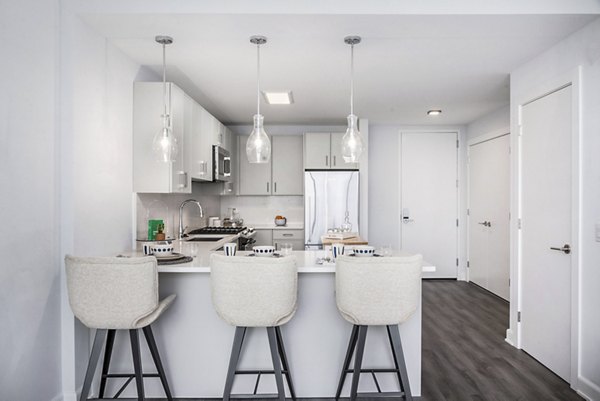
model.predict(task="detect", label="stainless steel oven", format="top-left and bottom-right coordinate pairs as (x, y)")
top-left (213, 145), bottom-right (231, 182)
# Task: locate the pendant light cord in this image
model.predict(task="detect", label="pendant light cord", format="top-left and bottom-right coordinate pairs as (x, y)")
top-left (162, 43), bottom-right (168, 119)
top-left (350, 43), bottom-right (354, 116)
top-left (256, 43), bottom-right (261, 116)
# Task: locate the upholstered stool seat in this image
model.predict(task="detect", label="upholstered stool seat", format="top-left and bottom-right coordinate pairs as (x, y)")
top-left (210, 254), bottom-right (298, 401)
top-left (334, 254), bottom-right (422, 401)
top-left (65, 255), bottom-right (176, 401)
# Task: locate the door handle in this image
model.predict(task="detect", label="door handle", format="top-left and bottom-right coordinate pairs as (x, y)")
top-left (550, 244), bottom-right (571, 254)
top-left (478, 221), bottom-right (491, 227)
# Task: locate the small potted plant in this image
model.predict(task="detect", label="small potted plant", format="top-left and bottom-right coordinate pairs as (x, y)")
top-left (155, 223), bottom-right (166, 241)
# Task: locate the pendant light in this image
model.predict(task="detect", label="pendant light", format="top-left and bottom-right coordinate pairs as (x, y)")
top-left (152, 35), bottom-right (178, 163)
top-left (341, 36), bottom-right (364, 163)
top-left (246, 35), bottom-right (271, 164)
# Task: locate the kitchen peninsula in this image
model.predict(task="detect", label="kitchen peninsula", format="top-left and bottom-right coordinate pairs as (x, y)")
top-left (110, 241), bottom-right (435, 399)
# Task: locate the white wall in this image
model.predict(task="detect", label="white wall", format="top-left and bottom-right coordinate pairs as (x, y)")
top-left (58, 11), bottom-right (161, 400)
top-left (510, 17), bottom-right (600, 400)
top-left (466, 105), bottom-right (510, 140)
top-left (220, 196), bottom-right (304, 226)
top-left (0, 1), bottom-right (63, 400)
top-left (368, 124), bottom-right (468, 279)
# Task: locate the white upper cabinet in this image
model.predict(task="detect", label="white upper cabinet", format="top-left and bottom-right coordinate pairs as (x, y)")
top-left (272, 136), bottom-right (304, 195)
top-left (238, 135), bottom-right (304, 196)
top-left (238, 135), bottom-right (272, 195)
top-left (133, 82), bottom-right (191, 193)
top-left (304, 132), bottom-right (359, 170)
top-left (330, 132), bottom-right (359, 170)
top-left (304, 133), bottom-right (331, 169)
top-left (191, 105), bottom-right (215, 182)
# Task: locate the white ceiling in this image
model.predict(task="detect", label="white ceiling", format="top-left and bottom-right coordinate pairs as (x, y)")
top-left (82, 13), bottom-right (597, 125)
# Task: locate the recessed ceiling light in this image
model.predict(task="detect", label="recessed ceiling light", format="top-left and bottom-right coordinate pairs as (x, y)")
top-left (427, 109), bottom-right (442, 116)
top-left (263, 91), bottom-right (294, 105)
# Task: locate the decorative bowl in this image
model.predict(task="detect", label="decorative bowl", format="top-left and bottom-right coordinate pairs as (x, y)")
top-left (253, 245), bottom-right (276, 257)
top-left (274, 217), bottom-right (287, 226)
top-left (151, 242), bottom-right (174, 257)
top-left (353, 245), bottom-right (375, 257)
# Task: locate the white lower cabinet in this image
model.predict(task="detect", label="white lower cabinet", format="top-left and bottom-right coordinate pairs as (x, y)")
top-left (273, 229), bottom-right (305, 250)
top-left (250, 229), bottom-right (305, 250)
top-left (253, 229), bottom-right (274, 247)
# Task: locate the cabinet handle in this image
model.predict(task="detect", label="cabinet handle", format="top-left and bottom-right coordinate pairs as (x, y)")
top-left (325, 155), bottom-right (329, 166)
top-left (283, 233), bottom-right (293, 237)
top-left (267, 182), bottom-right (270, 193)
top-left (178, 171), bottom-right (188, 188)
top-left (333, 155), bottom-right (336, 166)
top-left (274, 182), bottom-right (277, 193)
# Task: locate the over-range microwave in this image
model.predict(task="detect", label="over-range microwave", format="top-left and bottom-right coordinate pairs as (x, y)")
top-left (213, 145), bottom-right (232, 182)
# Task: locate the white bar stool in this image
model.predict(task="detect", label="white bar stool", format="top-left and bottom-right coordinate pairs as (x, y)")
top-left (210, 254), bottom-right (298, 401)
top-left (65, 255), bottom-right (176, 401)
top-left (334, 255), bottom-right (422, 401)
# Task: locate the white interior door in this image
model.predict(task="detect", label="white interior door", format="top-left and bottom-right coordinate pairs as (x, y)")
top-left (468, 134), bottom-right (510, 300)
top-left (521, 85), bottom-right (572, 382)
top-left (400, 132), bottom-right (458, 278)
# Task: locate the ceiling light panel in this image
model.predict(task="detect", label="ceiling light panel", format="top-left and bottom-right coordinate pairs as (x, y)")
top-left (263, 91), bottom-right (294, 105)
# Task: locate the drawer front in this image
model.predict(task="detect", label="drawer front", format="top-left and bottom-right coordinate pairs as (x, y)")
top-left (273, 229), bottom-right (304, 241)
top-left (274, 239), bottom-right (305, 251)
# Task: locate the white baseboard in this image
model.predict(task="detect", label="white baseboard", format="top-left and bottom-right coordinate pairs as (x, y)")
top-left (577, 376), bottom-right (600, 401)
top-left (60, 390), bottom-right (77, 401)
top-left (505, 328), bottom-right (516, 347)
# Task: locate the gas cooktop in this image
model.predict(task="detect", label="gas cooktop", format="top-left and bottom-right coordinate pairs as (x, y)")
top-left (188, 226), bottom-right (246, 235)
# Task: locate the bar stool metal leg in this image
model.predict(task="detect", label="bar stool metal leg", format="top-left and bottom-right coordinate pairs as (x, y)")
top-left (98, 329), bottom-right (116, 399)
top-left (223, 327), bottom-right (246, 401)
top-left (349, 325), bottom-right (368, 401)
top-left (388, 325), bottom-right (412, 401)
top-left (80, 329), bottom-right (107, 401)
top-left (335, 324), bottom-right (359, 400)
top-left (143, 325), bottom-right (174, 401)
top-left (275, 326), bottom-right (297, 401)
top-left (267, 327), bottom-right (286, 401)
top-left (386, 325), bottom-right (404, 393)
top-left (129, 329), bottom-right (145, 401)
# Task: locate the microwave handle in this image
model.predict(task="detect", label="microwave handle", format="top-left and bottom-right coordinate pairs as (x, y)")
top-left (223, 156), bottom-right (231, 177)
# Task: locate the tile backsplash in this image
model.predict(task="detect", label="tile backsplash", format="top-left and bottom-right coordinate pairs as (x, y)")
top-left (136, 185), bottom-right (221, 240)
top-left (219, 196), bottom-right (304, 226)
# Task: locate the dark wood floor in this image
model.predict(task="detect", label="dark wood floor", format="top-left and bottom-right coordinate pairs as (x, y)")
top-left (100, 281), bottom-right (582, 401)
top-left (421, 280), bottom-right (581, 401)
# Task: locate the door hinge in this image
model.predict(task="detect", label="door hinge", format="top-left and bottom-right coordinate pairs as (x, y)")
top-left (456, 139), bottom-right (459, 148)
top-left (518, 218), bottom-right (522, 229)
top-left (518, 311), bottom-right (521, 323)
top-left (456, 219), bottom-right (459, 227)
top-left (467, 208), bottom-right (470, 216)
top-left (467, 260), bottom-right (470, 268)
top-left (456, 179), bottom-right (459, 188)
top-left (456, 258), bottom-right (459, 266)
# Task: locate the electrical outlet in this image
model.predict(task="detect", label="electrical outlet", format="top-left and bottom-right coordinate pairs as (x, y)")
top-left (596, 223), bottom-right (600, 242)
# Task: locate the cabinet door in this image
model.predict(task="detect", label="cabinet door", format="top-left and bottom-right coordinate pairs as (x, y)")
top-left (133, 82), bottom-right (171, 193)
top-left (304, 133), bottom-right (331, 169)
top-left (253, 229), bottom-right (273, 247)
top-left (330, 132), bottom-right (359, 170)
top-left (238, 135), bottom-right (272, 195)
top-left (191, 103), bottom-right (212, 181)
top-left (221, 127), bottom-right (236, 195)
top-left (272, 136), bottom-right (304, 195)
top-left (170, 85), bottom-right (191, 193)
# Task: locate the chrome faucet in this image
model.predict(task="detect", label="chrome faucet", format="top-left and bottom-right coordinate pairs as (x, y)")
top-left (179, 199), bottom-right (204, 239)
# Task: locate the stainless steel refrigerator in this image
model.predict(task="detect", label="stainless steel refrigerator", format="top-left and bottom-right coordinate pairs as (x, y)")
top-left (304, 171), bottom-right (360, 248)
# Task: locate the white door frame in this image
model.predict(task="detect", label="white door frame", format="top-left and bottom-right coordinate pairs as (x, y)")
top-left (398, 129), bottom-right (461, 278)
top-left (510, 66), bottom-right (581, 388)
top-left (466, 129), bottom-right (510, 284)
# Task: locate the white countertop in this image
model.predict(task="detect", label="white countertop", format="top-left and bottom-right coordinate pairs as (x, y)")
top-left (151, 246), bottom-right (436, 274)
top-left (249, 222), bottom-right (304, 230)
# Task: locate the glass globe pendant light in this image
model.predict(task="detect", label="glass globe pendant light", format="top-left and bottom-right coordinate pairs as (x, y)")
top-left (341, 36), bottom-right (364, 163)
top-left (152, 35), bottom-right (178, 163)
top-left (246, 36), bottom-right (271, 164)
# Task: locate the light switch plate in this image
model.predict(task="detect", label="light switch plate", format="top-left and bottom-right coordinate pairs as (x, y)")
top-left (596, 223), bottom-right (600, 242)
